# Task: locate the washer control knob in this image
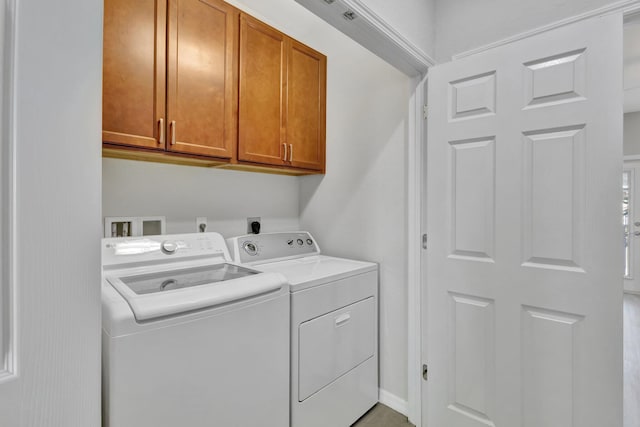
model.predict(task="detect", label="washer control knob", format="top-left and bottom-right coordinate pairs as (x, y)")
top-left (297, 239), bottom-right (304, 246)
top-left (287, 239), bottom-right (294, 246)
top-left (243, 241), bottom-right (258, 256)
top-left (161, 240), bottom-right (178, 254)
top-left (306, 238), bottom-right (313, 245)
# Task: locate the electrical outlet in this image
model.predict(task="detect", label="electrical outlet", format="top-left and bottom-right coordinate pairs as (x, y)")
top-left (196, 217), bottom-right (207, 233)
top-left (247, 217), bottom-right (261, 234)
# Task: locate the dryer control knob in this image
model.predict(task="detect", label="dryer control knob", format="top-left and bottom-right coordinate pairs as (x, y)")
top-left (243, 241), bottom-right (258, 256)
top-left (161, 240), bottom-right (178, 254)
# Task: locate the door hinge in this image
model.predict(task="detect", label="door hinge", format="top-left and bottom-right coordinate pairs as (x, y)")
top-left (423, 105), bottom-right (428, 119)
top-left (423, 364), bottom-right (428, 381)
top-left (422, 233), bottom-right (427, 249)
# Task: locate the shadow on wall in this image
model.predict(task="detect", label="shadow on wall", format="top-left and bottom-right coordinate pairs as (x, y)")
top-left (299, 39), bottom-right (411, 236)
top-left (298, 55), bottom-right (410, 264)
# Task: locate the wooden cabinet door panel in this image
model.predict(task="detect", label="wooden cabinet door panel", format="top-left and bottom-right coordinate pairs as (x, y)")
top-left (103, 0), bottom-right (166, 149)
top-left (166, 0), bottom-right (238, 158)
top-left (238, 14), bottom-right (286, 166)
top-left (286, 40), bottom-right (326, 172)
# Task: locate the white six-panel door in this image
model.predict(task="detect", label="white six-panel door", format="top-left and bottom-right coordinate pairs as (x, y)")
top-left (424, 13), bottom-right (623, 427)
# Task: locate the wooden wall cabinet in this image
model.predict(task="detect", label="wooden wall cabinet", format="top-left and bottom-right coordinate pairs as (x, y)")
top-left (166, 0), bottom-right (238, 159)
top-left (238, 14), bottom-right (326, 172)
top-left (103, 0), bottom-right (237, 159)
top-left (103, 0), bottom-right (166, 150)
top-left (286, 40), bottom-right (327, 172)
top-left (103, 1), bottom-right (326, 175)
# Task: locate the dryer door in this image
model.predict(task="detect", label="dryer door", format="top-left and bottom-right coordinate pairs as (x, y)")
top-left (298, 296), bottom-right (376, 401)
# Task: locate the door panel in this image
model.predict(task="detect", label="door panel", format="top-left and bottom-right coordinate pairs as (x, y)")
top-left (448, 293), bottom-right (496, 424)
top-left (166, 0), bottom-right (237, 158)
top-left (449, 136), bottom-right (495, 260)
top-left (522, 126), bottom-right (584, 270)
top-left (238, 14), bottom-right (287, 166)
top-left (424, 14), bottom-right (623, 427)
top-left (102, 0), bottom-right (166, 149)
top-left (287, 40), bottom-right (326, 171)
top-left (521, 305), bottom-right (582, 427)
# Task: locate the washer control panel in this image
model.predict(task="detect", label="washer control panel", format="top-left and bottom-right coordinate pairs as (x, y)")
top-left (102, 232), bottom-right (228, 267)
top-left (232, 232), bottom-right (320, 264)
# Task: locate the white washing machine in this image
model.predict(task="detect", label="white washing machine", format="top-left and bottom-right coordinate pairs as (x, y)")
top-left (227, 232), bottom-right (378, 427)
top-left (102, 232), bottom-right (290, 427)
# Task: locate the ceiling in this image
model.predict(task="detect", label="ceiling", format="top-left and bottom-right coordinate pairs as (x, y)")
top-left (625, 19), bottom-right (640, 113)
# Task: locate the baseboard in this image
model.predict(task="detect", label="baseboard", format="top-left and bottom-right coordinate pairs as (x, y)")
top-left (378, 389), bottom-right (409, 417)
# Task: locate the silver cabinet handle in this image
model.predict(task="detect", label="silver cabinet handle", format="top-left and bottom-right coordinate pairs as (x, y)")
top-left (158, 118), bottom-right (164, 144)
top-left (283, 143), bottom-right (287, 161)
top-left (289, 144), bottom-right (293, 162)
top-left (634, 231), bottom-right (640, 236)
top-left (635, 221), bottom-right (640, 227)
top-left (170, 120), bottom-right (176, 145)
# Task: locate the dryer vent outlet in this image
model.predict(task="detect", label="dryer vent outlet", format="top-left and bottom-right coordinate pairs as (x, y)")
top-left (247, 217), bottom-right (261, 234)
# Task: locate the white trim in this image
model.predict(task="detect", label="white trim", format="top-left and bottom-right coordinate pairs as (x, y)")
top-left (407, 75), bottom-right (426, 427)
top-left (453, 0), bottom-right (640, 60)
top-left (293, 0), bottom-right (435, 76)
top-left (379, 388), bottom-right (409, 417)
top-left (624, 154), bottom-right (640, 161)
top-left (0, 0), bottom-right (17, 383)
top-left (342, 0), bottom-right (436, 68)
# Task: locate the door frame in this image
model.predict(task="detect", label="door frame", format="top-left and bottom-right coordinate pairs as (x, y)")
top-left (624, 156), bottom-right (640, 294)
top-left (406, 2), bottom-right (640, 425)
top-left (407, 74), bottom-right (427, 425)
top-left (0, 0), bottom-right (17, 383)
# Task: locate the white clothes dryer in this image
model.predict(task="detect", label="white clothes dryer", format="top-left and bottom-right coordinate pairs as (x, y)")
top-left (102, 232), bottom-right (290, 427)
top-left (227, 231), bottom-right (379, 427)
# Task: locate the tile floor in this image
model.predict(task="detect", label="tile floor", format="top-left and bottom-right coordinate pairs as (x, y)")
top-left (625, 293), bottom-right (640, 427)
top-left (352, 404), bottom-right (414, 427)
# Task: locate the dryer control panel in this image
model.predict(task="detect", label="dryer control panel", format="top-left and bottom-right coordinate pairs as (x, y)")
top-left (228, 232), bottom-right (320, 264)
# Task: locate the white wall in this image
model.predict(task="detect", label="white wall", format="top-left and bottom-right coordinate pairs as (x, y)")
top-left (102, 159), bottom-right (300, 237)
top-left (102, 0), bottom-right (412, 403)
top-left (625, 112), bottom-right (640, 156)
top-left (0, 0), bottom-right (103, 425)
top-left (434, 0), bottom-right (621, 61)
top-left (361, 0), bottom-right (435, 58)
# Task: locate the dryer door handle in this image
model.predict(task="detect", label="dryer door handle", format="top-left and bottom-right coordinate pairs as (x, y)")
top-left (335, 313), bottom-right (351, 327)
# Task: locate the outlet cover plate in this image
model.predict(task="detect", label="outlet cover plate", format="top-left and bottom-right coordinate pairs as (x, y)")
top-left (196, 217), bottom-right (207, 233)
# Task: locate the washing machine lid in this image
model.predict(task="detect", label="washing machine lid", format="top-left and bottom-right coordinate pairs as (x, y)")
top-left (106, 263), bottom-right (286, 321)
top-left (254, 255), bottom-right (377, 292)
top-left (102, 232), bottom-right (287, 321)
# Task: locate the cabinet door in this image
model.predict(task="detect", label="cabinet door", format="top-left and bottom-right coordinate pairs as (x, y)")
top-left (166, 0), bottom-right (238, 158)
top-left (103, 0), bottom-right (166, 149)
top-left (286, 40), bottom-right (326, 172)
top-left (238, 14), bottom-right (287, 166)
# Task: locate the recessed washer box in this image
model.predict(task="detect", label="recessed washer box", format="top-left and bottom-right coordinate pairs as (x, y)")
top-left (104, 216), bottom-right (166, 237)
